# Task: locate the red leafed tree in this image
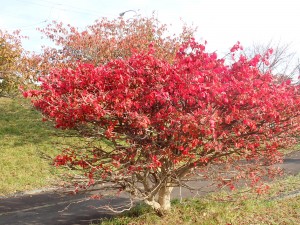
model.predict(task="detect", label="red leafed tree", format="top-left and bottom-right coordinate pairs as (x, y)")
top-left (24, 39), bottom-right (300, 214)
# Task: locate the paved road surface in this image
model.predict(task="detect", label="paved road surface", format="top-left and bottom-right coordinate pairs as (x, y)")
top-left (1, 151), bottom-right (299, 225)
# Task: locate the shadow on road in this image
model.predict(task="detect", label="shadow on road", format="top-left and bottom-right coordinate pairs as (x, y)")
top-left (0, 192), bottom-right (131, 225)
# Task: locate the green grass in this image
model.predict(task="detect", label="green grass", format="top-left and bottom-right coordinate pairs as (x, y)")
top-left (0, 97), bottom-right (83, 196)
top-left (97, 174), bottom-right (300, 225)
top-left (280, 142), bottom-right (300, 155)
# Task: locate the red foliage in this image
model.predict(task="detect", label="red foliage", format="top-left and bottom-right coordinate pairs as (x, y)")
top-left (25, 39), bottom-right (300, 208)
top-left (33, 15), bottom-right (195, 80)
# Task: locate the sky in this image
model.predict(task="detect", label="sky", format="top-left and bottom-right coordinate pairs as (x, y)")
top-left (1, 0), bottom-right (300, 58)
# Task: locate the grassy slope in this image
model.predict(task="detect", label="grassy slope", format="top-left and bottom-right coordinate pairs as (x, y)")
top-left (0, 97), bottom-right (79, 196)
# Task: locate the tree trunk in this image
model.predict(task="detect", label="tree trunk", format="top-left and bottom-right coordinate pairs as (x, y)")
top-left (157, 186), bottom-right (173, 211)
top-left (145, 185), bottom-right (173, 216)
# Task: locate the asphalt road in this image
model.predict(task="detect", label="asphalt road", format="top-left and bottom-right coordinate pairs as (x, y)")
top-left (1, 151), bottom-right (299, 225)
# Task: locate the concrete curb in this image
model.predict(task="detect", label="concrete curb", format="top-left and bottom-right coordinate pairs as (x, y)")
top-left (268, 189), bottom-right (300, 201)
top-left (0, 187), bottom-right (60, 199)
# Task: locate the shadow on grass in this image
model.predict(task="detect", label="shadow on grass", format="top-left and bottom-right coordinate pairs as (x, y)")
top-left (97, 198), bottom-right (211, 225)
top-left (97, 202), bottom-right (153, 225)
top-left (0, 97), bottom-right (80, 147)
top-left (0, 97), bottom-right (115, 149)
top-left (1, 98), bottom-right (52, 142)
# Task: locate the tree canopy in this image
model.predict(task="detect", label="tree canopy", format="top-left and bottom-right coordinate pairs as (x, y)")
top-left (25, 35), bottom-right (300, 214)
top-left (0, 30), bottom-right (24, 96)
top-left (0, 30), bottom-right (38, 97)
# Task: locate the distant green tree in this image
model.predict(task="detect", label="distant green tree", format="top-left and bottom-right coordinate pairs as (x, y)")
top-left (0, 30), bottom-right (30, 97)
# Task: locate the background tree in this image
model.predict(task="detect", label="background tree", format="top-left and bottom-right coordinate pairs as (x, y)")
top-left (25, 38), bottom-right (300, 215)
top-left (0, 30), bottom-right (37, 97)
top-left (244, 40), bottom-right (300, 82)
top-left (33, 14), bottom-right (196, 80)
top-left (0, 30), bottom-right (24, 96)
